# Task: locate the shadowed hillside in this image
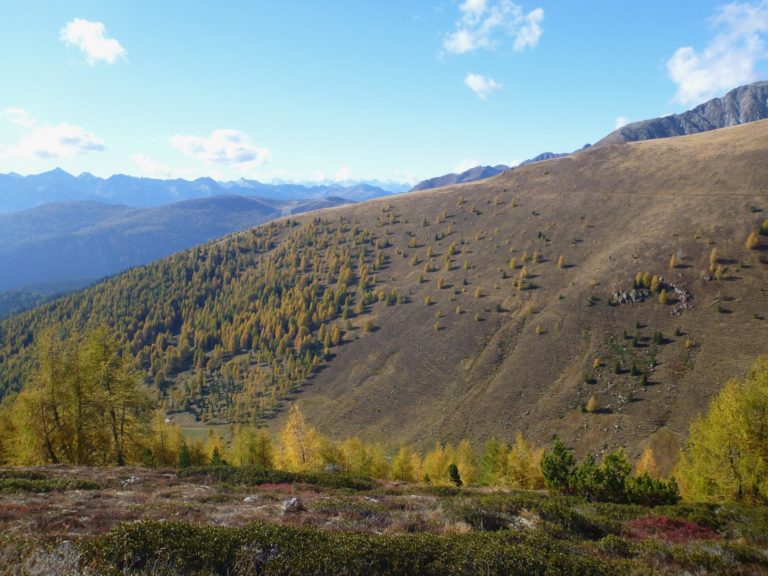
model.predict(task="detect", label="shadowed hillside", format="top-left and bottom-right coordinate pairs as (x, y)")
top-left (0, 194), bottom-right (351, 291)
top-left (1, 120), bottom-right (767, 474)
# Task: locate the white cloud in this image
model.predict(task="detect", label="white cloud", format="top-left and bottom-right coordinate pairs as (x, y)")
top-left (16, 124), bottom-right (104, 159)
top-left (389, 169), bottom-right (419, 186)
top-left (2, 107), bottom-right (36, 128)
top-left (171, 129), bottom-right (272, 167)
top-left (461, 0), bottom-right (488, 21)
top-left (667, 1), bottom-right (768, 105)
top-left (444, 0), bottom-right (544, 54)
top-left (464, 73), bottom-right (503, 98)
top-left (60, 18), bottom-right (126, 65)
top-left (513, 7), bottom-right (544, 51)
top-left (130, 153), bottom-right (177, 179)
top-left (614, 116), bottom-right (631, 130)
top-left (454, 158), bottom-right (481, 173)
top-left (130, 153), bottom-right (221, 180)
top-left (334, 165), bottom-right (352, 180)
top-left (1, 107), bottom-right (104, 159)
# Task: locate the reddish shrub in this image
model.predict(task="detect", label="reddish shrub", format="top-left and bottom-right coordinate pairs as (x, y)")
top-left (623, 516), bottom-right (720, 544)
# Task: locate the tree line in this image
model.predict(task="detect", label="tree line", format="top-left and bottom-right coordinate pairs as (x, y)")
top-left (1, 327), bottom-right (766, 505)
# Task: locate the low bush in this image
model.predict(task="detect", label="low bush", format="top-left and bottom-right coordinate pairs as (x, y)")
top-left (596, 534), bottom-right (634, 558)
top-left (446, 492), bottom-right (612, 539)
top-left (177, 465), bottom-right (375, 491)
top-left (81, 520), bottom-right (618, 576)
top-left (0, 470), bottom-right (49, 480)
top-left (419, 485), bottom-right (461, 497)
top-left (634, 538), bottom-right (768, 574)
top-left (0, 477), bottom-right (102, 494)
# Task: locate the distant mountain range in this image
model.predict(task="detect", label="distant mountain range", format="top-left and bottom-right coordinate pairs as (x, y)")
top-left (595, 81), bottom-right (768, 147)
top-left (409, 149), bottom-right (591, 192)
top-left (411, 81), bottom-right (768, 192)
top-left (0, 194), bottom-right (351, 292)
top-left (410, 165), bottom-right (510, 192)
top-left (0, 169), bottom-right (396, 214)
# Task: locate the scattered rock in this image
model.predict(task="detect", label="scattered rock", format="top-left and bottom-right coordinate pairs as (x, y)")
top-left (281, 497), bottom-right (305, 514)
top-left (508, 515), bottom-right (536, 530)
top-left (243, 495), bottom-right (259, 503)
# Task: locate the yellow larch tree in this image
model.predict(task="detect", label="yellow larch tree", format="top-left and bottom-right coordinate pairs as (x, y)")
top-left (635, 446), bottom-right (660, 478)
top-left (506, 433), bottom-right (545, 489)
top-left (676, 356), bottom-right (768, 503)
top-left (278, 403), bottom-right (324, 472)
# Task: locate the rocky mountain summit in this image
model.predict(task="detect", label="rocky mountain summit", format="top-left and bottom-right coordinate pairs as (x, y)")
top-left (596, 81), bottom-right (768, 146)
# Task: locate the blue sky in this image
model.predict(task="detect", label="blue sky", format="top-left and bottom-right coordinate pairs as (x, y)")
top-left (0, 0), bottom-right (766, 185)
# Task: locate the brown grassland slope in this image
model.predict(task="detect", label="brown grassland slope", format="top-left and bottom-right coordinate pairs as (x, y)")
top-left (281, 120), bottom-right (768, 472)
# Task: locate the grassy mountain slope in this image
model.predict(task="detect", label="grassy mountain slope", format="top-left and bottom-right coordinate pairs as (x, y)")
top-left (1, 121), bottom-right (767, 473)
top-left (283, 120), bottom-right (768, 469)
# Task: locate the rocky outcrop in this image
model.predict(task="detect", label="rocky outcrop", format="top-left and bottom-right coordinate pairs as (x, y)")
top-left (596, 81), bottom-right (768, 147)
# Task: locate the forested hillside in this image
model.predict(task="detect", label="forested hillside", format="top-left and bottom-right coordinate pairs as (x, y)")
top-left (0, 214), bottom-right (395, 424)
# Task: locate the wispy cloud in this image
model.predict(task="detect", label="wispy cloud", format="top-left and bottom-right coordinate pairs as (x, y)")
top-left (614, 116), bottom-right (630, 130)
top-left (454, 158), bottom-right (481, 172)
top-left (171, 129), bottom-right (272, 167)
top-left (334, 165), bottom-right (352, 181)
top-left (667, 1), bottom-right (768, 105)
top-left (3, 107), bottom-right (36, 128)
top-left (130, 153), bottom-right (221, 180)
top-left (1, 107), bottom-right (104, 159)
top-left (60, 18), bottom-right (126, 65)
top-left (444, 0), bottom-right (544, 54)
top-left (464, 73), bottom-right (503, 98)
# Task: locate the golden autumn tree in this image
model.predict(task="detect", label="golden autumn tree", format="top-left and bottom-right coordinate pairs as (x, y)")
top-left (278, 403), bottom-right (324, 472)
top-left (145, 411), bottom-right (184, 467)
top-left (338, 436), bottom-right (389, 478)
top-left (1, 327), bottom-right (152, 466)
top-left (676, 356), bottom-right (768, 503)
top-left (390, 446), bottom-right (418, 482)
top-left (421, 441), bottom-right (453, 485)
top-left (669, 254), bottom-right (677, 269)
top-left (505, 433), bottom-right (545, 489)
top-left (454, 439), bottom-right (478, 486)
top-left (231, 425), bottom-right (274, 468)
top-left (635, 446), bottom-right (661, 478)
top-left (82, 327), bottom-right (153, 466)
